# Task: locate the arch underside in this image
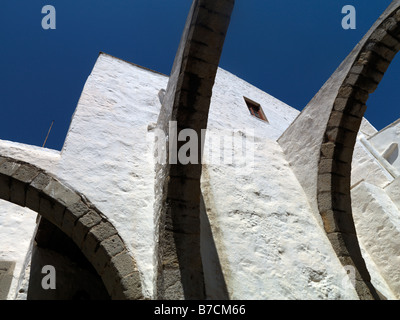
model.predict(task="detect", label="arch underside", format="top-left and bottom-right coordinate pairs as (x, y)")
top-left (0, 155), bottom-right (143, 300)
top-left (317, 3), bottom-right (400, 299)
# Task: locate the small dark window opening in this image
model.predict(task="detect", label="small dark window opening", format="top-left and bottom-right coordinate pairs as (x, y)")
top-left (244, 97), bottom-right (268, 122)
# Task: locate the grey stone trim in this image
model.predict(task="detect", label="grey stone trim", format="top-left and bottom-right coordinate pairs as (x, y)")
top-left (316, 5), bottom-right (400, 300)
top-left (154, 0), bottom-right (235, 299)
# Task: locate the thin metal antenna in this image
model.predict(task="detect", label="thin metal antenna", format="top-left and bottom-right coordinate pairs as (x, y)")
top-left (42, 120), bottom-right (55, 148)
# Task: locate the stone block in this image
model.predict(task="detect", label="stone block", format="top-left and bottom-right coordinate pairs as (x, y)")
top-left (191, 23), bottom-right (227, 51)
top-left (344, 73), bottom-right (379, 94)
top-left (61, 211), bottom-right (76, 238)
top-left (346, 102), bottom-right (367, 118)
top-left (0, 175), bottom-right (10, 201)
top-left (12, 164), bottom-right (40, 184)
top-left (10, 179), bottom-right (26, 207)
top-left (327, 232), bottom-right (352, 257)
top-left (43, 179), bottom-right (81, 208)
top-left (365, 41), bottom-right (397, 62)
top-left (102, 252), bottom-right (137, 296)
top-left (318, 191), bottom-right (352, 214)
top-left (320, 209), bottom-right (356, 234)
top-left (0, 157), bottom-right (8, 166)
top-left (0, 161), bottom-right (20, 177)
top-left (82, 221), bottom-right (118, 263)
top-left (93, 235), bottom-right (125, 275)
top-left (26, 187), bottom-right (40, 212)
top-left (196, 5), bottom-right (232, 33)
top-left (176, 71), bottom-right (215, 99)
top-left (394, 9), bottom-right (400, 22)
top-left (356, 51), bottom-right (390, 74)
top-left (380, 16), bottom-right (400, 34)
top-left (72, 210), bottom-right (102, 249)
top-left (30, 172), bottom-right (51, 192)
top-left (349, 64), bottom-right (384, 84)
top-left (370, 28), bottom-right (399, 49)
top-left (338, 256), bottom-right (370, 282)
top-left (65, 199), bottom-right (89, 221)
top-left (111, 272), bottom-right (143, 300)
top-left (184, 56), bottom-right (219, 80)
top-left (337, 85), bottom-right (369, 104)
top-left (333, 144), bottom-right (355, 163)
top-left (339, 115), bottom-right (363, 133)
top-left (325, 127), bottom-right (358, 148)
top-left (161, 268), bottom-right (184, 300)
top-left (38, 196), bottom-right (65, 229)
top-left (199, 0), bottom-right (235, 17)
top-left (89, 221), bottom-right (118, 243)
top-left (320, 142), bottom-right (335, 159)
top-left (318, 173), bottom-right (350, 194)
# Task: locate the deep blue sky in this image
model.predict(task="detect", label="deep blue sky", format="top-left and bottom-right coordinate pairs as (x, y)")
top-left (0, 0), bottom-right (398, 151)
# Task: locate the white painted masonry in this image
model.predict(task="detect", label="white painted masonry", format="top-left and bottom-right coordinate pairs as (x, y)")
top-left (1, 53), bottom-right (400, 299)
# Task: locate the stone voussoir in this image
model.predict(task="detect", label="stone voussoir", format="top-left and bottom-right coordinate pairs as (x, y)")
top-left (111, 271), bottom-right (144, 300)
top-left (43, 178), bottom-right (81, 208)
top-left (30, 172), bottom-right (51, 192)
top-left (0, 174), bottom-right (10, 201)
top-left (199, 0), bottom-right (235, 15)
top-left (332, 97), bottom-right (367, 118)
top-left (196, 5), bottom-right (232, 34)
top-left (318, 191), bottom-right (352, 213)
top-left (82, 220), bottom-right (119, 265)
top-left (72, 210), bottom-right (103, 249)
top-left (355, 51), bottom-right (391, 74)
top-left (337, 85), bottom-right (369, 104)
top-left (370, 28), bottom-right (400, 49)
top-left (9, 179), bottom-right (26, 207)
top-left (11, 164), bottom-right (41, 184)
top-left (364, 41), bottom-right (397, 62)
top-left (0, 160), bottom-right (21, 177)
top-left (102, 251), bottom-right (138, 296)
top-left (38, 195), bottom-right (65, 229)
top-left (380, 16), bottom-right (400, 34)
top-left (343, 73), bottom-right (379, 94)
top-left (93, 234), bottom-right (126, 275)
top-left (325, 126), bottom-right (358, 147)
top-left (320, 208), bottom-right (356, 234)
top-left (349, 64), bottom-right (385, 84)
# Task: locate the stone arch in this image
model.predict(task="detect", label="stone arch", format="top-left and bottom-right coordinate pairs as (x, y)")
top-left (317, 4), bottom-right (400, 299)
top-left (0, 155), bottom-right (142, 300)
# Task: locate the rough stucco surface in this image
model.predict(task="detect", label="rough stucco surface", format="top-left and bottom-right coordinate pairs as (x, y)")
top-left (352, 181), bottom-right (400, 299)
top-left (210, 68), bottom-right (299, 141)
top-left (201, 136), bottom-right (357, 299)
top-left (0, 200), bottom-right (37, 299)
top-left (54, 54), bottom-right (167, 298)
top-left (369, 120), bottom-right (400, 170)
top-left (351, 141), bottom-right (393, 189)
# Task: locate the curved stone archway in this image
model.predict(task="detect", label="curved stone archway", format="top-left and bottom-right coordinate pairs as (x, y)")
top-left (317, 4), bottom-right (400, 299)
top-left (278, 1), bottom-right (400, 300)
top-left (0, 155), bottom-right (143, 300)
